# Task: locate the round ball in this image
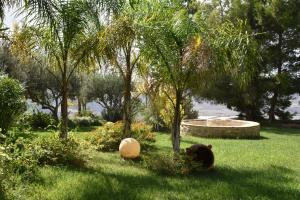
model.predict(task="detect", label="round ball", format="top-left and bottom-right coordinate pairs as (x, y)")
top-left (119, 138), bottom-right (140, 159)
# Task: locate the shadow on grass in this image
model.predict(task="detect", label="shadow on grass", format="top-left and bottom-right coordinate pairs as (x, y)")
top-left (63, 164), bottom-right (300, 200)
top-left (262, 127), bottom-right (300, 136)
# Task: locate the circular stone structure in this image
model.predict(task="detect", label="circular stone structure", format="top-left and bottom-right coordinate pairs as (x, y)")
top-left (119, 138), bottom-right (141, 159)
top-left (181, 119), bottom-right (260, 138)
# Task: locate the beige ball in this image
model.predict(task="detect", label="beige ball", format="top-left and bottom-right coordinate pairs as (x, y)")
top-left (119, 138), bottom-right (140, 159)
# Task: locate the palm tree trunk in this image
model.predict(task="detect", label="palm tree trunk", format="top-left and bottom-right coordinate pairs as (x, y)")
top-left (123, 73), bottom-right (132, 137)
top-left (60, 63), bottom-right (68, 139)
top-left (171, 89), bottom-right (182, 154)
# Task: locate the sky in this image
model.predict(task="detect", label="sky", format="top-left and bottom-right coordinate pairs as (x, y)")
top-left (3, 7), bottom-right (23, 29)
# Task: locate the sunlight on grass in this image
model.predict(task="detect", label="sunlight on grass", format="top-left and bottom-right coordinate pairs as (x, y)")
top-left (16, 127), bottom-right (300, 200)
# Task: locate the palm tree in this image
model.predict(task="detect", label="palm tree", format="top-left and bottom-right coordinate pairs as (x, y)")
top-left (99, 14), bottom-right (140, 136)
top-left (139, 0), bottom-right (259, 153)
top-left (81, 2), bottom-right (139, 136)
top-left (16, 0), bottom-right (125, 139)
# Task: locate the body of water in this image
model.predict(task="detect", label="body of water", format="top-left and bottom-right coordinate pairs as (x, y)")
top-left (28, 95), bottom-right (300, 120)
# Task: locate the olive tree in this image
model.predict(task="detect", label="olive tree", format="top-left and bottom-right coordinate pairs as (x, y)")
top-left (81, 73), bottom-right (124, 122)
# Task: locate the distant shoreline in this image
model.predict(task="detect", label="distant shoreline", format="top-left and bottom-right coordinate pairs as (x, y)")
top-left (27, 94), bottom-right (300, 120)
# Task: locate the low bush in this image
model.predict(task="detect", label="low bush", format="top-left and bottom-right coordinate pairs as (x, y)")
top-left (0, 129), bottom-right (38, 199)
top-left (76, 110), bottom-right (95, 118)
top-left (89, 122), bottom-right (155, 152)
top-left (143, 151), bottom-right (210, 175)
top-left (0, 129), bottom-right (85, 199)
top-left (0, 75), bottom-right (26, 135)
top-left (71, 116), bottom-right (102, 127)
top-left (0, 144), bottom-right (8, 198)
top-left (2, 133), bottom-right (84, 176)
top-left (30, 134), bottom-right (85, 167)
top-left (101, 108), bottom-right (122, 122)
top-left (4, 138), bottom-right (39, 181)
top-left (18, 112), bottom-right (57, 130)
top-left (69, 112), bottom-right (102, 128)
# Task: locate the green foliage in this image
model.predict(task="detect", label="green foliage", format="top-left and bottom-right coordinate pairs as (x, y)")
top-left (70, 112), bottom-right (103, 128)
top-left (194, 73), bottom-right (266, 120)
top-left (196, 0), bottom-right (300, 121)
top-left (4, 138), bottom-right (39, 181)
top-left (76, 110), bottom-right (95, 118)
top-left (137, 0), bottom-right (259, 153)
top-left (0, 143), bottom-right (8, 197)
top-left (19, 111), bottom-right (57, 131)
top-left (18, 63), bottom-right (62, 123)
top-left (30, 135), bottom-right (85, 167)
top-left (0, 75), bottom-right (26, 135)
top-left (1, 127), bottom-right (299, 200)
top-left (81, 74), bottom-right (124, 122)
top-left (143, 152), bottom-right (186, 175)
top-left (0, 129), bottom-right (38, 200)
top-left (0, 130), bottom-right (85, 199)
top-left (4, 128), bottom-right (32, 145)
top-left (89, 122), bottom-right (155, 152)
top-left (143, 150), bottom-right (206, 175)
top-left (183, 98), bottom-right (199, 119)
top-left (71, 116), bottom-right (102, 127)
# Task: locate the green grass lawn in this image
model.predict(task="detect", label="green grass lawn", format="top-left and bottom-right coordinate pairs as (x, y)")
top-left (15, 127), bottom-right (300, 200)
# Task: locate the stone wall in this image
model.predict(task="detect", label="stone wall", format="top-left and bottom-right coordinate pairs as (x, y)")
top-left (181, 119), bottom-right (260, 139)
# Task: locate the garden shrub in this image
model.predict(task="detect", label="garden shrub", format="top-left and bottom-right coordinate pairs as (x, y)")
top-left (30, 134), bottom-right (85, 167)
top-left (4, 128), bottom-right (32, 145)
top-left (143, 153), bottom-right (182, 175)
top-left (4, 138), bottom-right (39, 181)
top-left (0, 144), bottom-right (8, 197)
top-left (18, 111), bottom-right (57, 130)
top-left (0, 129), bottom-right (38, 199)
top-left (76, 110), bottom-right (95, 118)
top-left (101, 108), bottom-right (123, 123)
top-left (89, 122), bottom-right (155, 152)
top-left (1, 132), bottom-right (85, 189)
top-left (0, 130), bottom-right (86, 198)
top-left (0, 75), bottom-right (26, 135)
top-left (143, 150), bottom-right (211, 175)
top-left (70, 112), bottom-right (102, 128)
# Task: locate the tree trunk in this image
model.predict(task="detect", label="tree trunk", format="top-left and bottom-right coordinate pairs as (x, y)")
top-left (171, 89), bottom-right (182, 154)
top-left (78, 97), bottom-right (82, 115)
top-left (269, 90), bottom-right (278, 121)
top-left (269, 32), bottom-right (283, 122)
top-left (52, 106), bottom-right (59, 125)
top-left (123, 72), bottom-right (132, 137)
top-left (83, 100), bottom-right (87, 111)
top-left (60, 64), bottom-right (68, 139)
